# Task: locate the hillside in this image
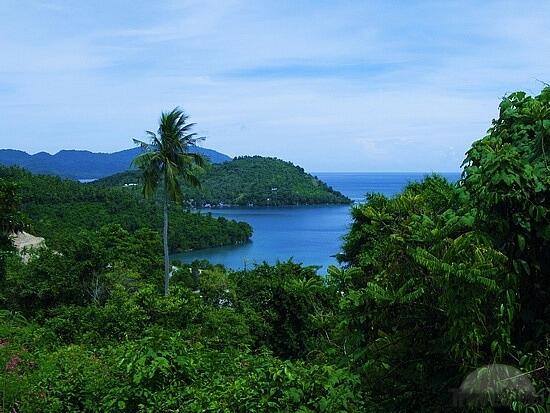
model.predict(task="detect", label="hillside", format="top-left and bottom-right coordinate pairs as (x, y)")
top-left (0, 166), bottom-right (252, 252)
top-left (1, 89), bottom-right (549, 412)
top-left (94, 156), bottom-right (351, 206)
top-left (0, 146), bottom-right (231, 180)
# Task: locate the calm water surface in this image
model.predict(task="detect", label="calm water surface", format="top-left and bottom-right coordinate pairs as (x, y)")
top-left (173, 172), bottom-right (460, 271)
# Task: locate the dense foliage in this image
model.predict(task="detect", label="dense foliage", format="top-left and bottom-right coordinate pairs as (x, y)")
top-left (337, 88), bottom-right (550, 411)
top-left (0, 166), bottom-right (252, 252)
top-left (0, 88), bottom-right (548, 412)
top-left (0, 179), bottom-right (24, 281)
top-left (94, 156), bottom-right (351, 206)
top-left (1, 245), bottom-right (364, 412)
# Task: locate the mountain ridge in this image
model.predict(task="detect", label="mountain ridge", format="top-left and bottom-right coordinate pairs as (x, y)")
top-left (0, 146), bottom-right (232, 179)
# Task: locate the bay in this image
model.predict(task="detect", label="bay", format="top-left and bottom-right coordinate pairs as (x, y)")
top-left (173, 172), bottom-right (460, 271)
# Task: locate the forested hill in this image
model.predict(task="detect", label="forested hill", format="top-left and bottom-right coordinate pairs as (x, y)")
top-left (0, 166), bottom-right (252, 252)
top-left (1, 89), bottom-right (549, 412)
top-left (0, 146), bottom-right (231, 180)
top-left (94, 156), bottom-right (351, 206)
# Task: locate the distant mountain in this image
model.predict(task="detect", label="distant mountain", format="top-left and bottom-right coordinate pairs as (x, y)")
top-left (0, 147), bottom-right (231, 179)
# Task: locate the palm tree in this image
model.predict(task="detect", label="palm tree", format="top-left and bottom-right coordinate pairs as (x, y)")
top-left (132, 108), bottom-right (206, 296)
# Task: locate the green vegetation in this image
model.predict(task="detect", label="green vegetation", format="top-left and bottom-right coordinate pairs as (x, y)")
top-left (94, 156), bottom-right (351, 206)
top-left (0, 88), bottom-right (549, 412)
top-left (0, 179), bottom-right (24, 281)
top-left (1, 246), bottom-right (364, 412)
top-left (0, 166), bottom-right (252, 253)
top-left (337, 88), bottom-right (550, 411)
top-left (132, 107), bottom-right (207, 296)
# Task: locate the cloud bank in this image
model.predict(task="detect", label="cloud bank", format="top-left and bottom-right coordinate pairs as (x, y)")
top-left (1, 0), bottom-right (548, 171)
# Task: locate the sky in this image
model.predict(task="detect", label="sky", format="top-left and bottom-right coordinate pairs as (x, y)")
top-left (0, 1), bottom-right (549, 172)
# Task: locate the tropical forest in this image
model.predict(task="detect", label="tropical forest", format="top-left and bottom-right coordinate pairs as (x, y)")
top-left (0, 87), bottom-right (549, 412)
top-left (92, 156), bottom-right (351, 207)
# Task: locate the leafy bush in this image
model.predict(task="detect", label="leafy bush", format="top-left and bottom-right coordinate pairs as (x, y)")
top-left (337, 88), bottom-right (550, 411)
top-left (231, 261), bottom-right (336, 358)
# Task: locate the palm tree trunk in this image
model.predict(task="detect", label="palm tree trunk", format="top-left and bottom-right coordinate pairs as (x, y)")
top-left (163, 191), bottom-right (170, 296)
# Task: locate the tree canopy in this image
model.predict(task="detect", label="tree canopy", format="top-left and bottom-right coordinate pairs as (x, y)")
top-left (0, 178), bottom-right (24, 281)
top-left (0, 166), bottom-right (252, 253)
top-left (0, 88), bottom-right (549, 412)
top-left (94, 156), bottom-right (351, 206)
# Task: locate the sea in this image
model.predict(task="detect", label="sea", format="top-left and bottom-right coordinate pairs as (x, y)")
top-left (172, 172), bottom-right (461, 272)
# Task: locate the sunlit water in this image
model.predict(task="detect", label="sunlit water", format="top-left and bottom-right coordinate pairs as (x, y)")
top-left (173, 172), bottom-right (460, 271)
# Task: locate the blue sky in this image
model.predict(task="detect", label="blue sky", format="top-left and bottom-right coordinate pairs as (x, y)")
top-left (0, 1), bottom-right (549, 171)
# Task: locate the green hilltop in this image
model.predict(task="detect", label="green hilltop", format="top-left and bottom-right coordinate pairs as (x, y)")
top-left (94, 155), bottom-right (351, 206)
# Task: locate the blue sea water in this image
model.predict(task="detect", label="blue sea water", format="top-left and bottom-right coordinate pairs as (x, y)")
top-left (173, 172), bottom-right (460, 272)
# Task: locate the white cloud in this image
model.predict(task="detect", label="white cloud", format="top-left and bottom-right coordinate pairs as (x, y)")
top-left (0, 0), bottom-right (548, 171)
